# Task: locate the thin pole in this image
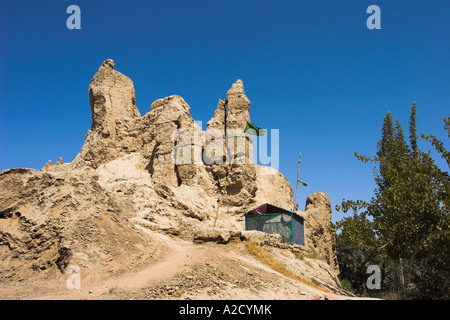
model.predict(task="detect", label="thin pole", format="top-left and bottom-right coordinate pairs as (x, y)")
top-left (293, 152), bottom-right (302, 211)
top-left (399, 257), bottom-right (405, 296)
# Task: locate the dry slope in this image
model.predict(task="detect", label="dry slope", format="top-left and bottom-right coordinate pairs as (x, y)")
top-left (0, 59), bottom-right (345, 300)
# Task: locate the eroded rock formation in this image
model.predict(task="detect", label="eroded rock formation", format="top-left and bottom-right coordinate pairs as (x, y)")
top-left (302, 192), bottom-right (339, 275)
top-left (0, 59), bottom-right (338, 281)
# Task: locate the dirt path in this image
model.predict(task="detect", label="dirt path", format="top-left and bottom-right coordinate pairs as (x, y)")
top-left (96, 227), bottom-right (196, 292)
top-left (1, 227), bottom-right (361, 300)
top-left (22, 228), bottom-right (201, 300)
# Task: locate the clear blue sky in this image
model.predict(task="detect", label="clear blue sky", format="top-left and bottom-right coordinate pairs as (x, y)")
top-left (1, 0), bottom-right (449, 222)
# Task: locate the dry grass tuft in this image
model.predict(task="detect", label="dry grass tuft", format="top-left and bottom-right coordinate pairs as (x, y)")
top-left (244, 242), bottom-right (332, 294)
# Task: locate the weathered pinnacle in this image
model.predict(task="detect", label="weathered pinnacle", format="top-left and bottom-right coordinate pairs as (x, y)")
top-left (101, 59), bottom-right (115, 69)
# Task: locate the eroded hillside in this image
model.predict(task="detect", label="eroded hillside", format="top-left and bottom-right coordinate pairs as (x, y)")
top-left (0, 60), bottom-right (347, 300)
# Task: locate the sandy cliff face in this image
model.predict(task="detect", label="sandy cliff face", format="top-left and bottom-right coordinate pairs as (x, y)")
top-left (0, 60), bottom-right (340, 297)
top-left (302, 192), bottom-right (340, 275)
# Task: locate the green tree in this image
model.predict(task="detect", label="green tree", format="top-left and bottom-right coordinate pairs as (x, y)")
top-left (409, 102), bottom-right (418, 156)
top-left (336, 232), bottom-right (402, 298)
top-left (376, 112), bottom-right (395, 191)
top-left (333, 105), bottom-right (450, 299)
top-left (421, 116), bottom-right (450, 167)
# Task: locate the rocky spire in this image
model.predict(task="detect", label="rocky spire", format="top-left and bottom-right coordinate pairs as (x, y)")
top-left (205, 80), bottom-right (253, 165)
top-left (205, 99), bottom-right (227, 165)
top-left (89, 59), bottom-right (140, 138)
top-left (148, 95), bottom-right (198, 187)
top-left (73, 59), bottom-right (142, 168)
top-left (303, 192), bottom-right (340, 275)
top-left (225, 80), bottom-right (253, 165)
top-left (74, 64), bottom-right (256, 206)
top-left (225, 79), bottom-right (251, 131)
top-left (203, 80), bottom-right (257, 207)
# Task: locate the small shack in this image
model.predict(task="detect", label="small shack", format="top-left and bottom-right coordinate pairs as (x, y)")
top-left (245, 203), bottom-right (305, 246)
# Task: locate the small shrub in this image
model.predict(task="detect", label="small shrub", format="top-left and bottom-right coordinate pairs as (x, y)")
top-left (107, 193), bottom-right (122, 212)
top-left (307, 247), bottom-right (325, 261)
top-left (107, 285), bottom-right (127, 295)
top-left (339, 278), bottom-right (355, 294)
top-left (293, 251), bottom-right (304, 260)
